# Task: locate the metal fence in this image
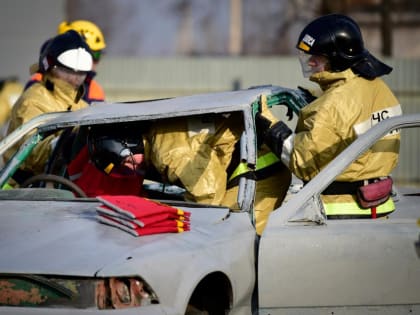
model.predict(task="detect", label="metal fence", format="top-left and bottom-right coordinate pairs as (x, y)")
top-left (96, 57), bottom-right (420, 184)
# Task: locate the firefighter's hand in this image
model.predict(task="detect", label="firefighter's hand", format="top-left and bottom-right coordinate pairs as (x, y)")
top-left (264, 121), bottom-right (292, 157)
top-left (298, 86), bottom-right (317, 104)
top-left (258, 94), bottom-right (279, 126)
top-left (255, 94), bottom-right (279, 147)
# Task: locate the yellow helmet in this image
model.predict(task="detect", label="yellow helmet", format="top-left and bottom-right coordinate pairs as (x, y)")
top-left (58, 20), bottom-right (106, 52)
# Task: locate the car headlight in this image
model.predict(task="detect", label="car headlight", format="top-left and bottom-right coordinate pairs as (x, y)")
top-left (0, 274), bottom-right (159, 309)
top-left (97, 277), bottom-right (156, 308)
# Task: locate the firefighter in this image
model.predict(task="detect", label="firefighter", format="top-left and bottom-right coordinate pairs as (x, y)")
top-left (3, 30), bottom-right (93, 183)
top-left (145, 111), bottom-right (290, 235)
top-left (26, 20), bottom-right (106, 104)
top-left (67, 116), bottom-right (238, 200)
top-left (21, 21), bottom-right (108, 190)
top-left (65, 113), bottom-right (241, 202)
top-left (258, 14), bottom-right (402, 218)
top-left (144, 114), bottom-right (243, 205)
top-left (67, 111), bottom-right (289, 232)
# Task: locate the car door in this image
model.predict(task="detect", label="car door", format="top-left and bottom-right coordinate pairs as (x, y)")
top-left (258, 205), bottom-right (420, 313)
top-left (257, 114), bottom-right (420, 314)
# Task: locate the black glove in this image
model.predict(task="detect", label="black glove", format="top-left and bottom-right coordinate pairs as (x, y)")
top-left (254, 94), bottom-right (279, 148)
top-left (284, 104), bottom-right (294, 121)
top-left (255, 112), bottom-right (272, 148)
top-left (298, 86), bottom-right (317, 104)
top-left (264, 121), bottom-right (292, 157)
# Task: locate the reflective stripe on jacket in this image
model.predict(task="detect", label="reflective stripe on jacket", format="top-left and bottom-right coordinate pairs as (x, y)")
top-left (229, 151), bottom-right (280, 183)
top-left (322, 197), bottom-right (395, 218)
top-left (222, 144), bottom-right (291, 235)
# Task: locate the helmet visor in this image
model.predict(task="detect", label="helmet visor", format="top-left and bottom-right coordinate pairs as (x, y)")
top-left (298, 51), bottom-right (313, 78)
top-left (51, 65), bottom-right (87, 88)
top-left (298, 51), bottom-right (330, 78)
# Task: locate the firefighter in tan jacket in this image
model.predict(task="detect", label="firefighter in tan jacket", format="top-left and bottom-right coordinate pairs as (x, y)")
top-left (144, 113), bottom-right (243, 206)
top-left (259, 14), bottom-right (402, 218)
top-left (66, 115), bottom-right (239, 204)
top-left (4, 30), bottom-right (92, 183)
top-left (73, 111), bottom-right (289, 235)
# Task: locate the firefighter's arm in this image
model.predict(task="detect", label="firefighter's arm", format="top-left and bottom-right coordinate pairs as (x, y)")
top-left (255, 94), bottom-right (278, 147)
top-left (297, 86), bottom-right (317, 103)
top-left (264, 121), bottom-right (293, 166)
top-left (255, 94), bottom-right (294, 166)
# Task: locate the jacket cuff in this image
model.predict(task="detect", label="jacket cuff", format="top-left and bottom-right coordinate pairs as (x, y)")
top-left (265, 121), bottom-right (292, 158)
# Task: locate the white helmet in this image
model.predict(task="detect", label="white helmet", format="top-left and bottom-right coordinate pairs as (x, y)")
top-left (40, 30), bottom-right (93, 73)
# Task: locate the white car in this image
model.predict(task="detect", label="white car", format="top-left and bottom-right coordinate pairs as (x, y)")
top-left (0, 86), bottom-right (419, 314)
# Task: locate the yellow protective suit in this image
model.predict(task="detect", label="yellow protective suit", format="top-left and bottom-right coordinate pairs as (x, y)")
top-left (4, 73), bottom-right (88, 176)
top-left (220, 94), bottom-right (292, 234)
top-left (0, 78), bottom-right (23, 127)
top-left (144, 113), bottom-right (242, 205)
top-left (222, 144), bottom-right (291, 235)
top-left (290, 69), bottom-right (402, 215)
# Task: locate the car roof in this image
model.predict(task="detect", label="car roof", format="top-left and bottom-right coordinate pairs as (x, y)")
top-left (37, 85), bottom-right (289, 133)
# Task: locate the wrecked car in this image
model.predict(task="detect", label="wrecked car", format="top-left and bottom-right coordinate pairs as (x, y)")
top-left (0, 85), bottom-right (419, 314)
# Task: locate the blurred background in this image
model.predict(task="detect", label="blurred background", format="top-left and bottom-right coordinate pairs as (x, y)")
top-left (0, 0), bottom-right (419, 183)
top-left (1, 0), bottom-right (419, 100)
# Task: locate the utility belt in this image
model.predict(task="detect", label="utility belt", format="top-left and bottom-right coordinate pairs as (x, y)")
top-left (320, 176), bottom-right (394, 219)
top-left (227, 152), bottom-right (281, 189)
top-left (322, 178), bottom-right (385, 195)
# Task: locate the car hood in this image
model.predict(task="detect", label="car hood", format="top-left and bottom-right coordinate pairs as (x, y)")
top-left (0, 199), bottom-right (231, 276)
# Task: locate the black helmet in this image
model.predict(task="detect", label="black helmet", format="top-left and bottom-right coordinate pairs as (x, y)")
top-left (296, 14), bottom-right (392, 78)
top-left (87, 125), bottom-right (144, 176)
top-left (40, 30), bottom-right (93, 73)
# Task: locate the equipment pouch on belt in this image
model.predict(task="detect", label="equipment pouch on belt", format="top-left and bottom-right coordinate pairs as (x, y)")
top-left (356, 177), bottom-right (393, 209)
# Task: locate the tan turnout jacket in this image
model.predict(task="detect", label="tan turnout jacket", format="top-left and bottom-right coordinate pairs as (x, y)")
top-left (4, 73), bottom-right (88, 175)
top-left (144, 113), bottom-right (242, 205)
top-left (290, 69), bottom-right (401, 183)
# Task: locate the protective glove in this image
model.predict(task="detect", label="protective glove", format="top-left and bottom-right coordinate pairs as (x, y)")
top-left (255, 94), bottom-right (279, 148)
top-left (258, 94), bottom-right (279, 125)
top-left (264, 121), bottom-right (292, 159)
top-left (298, 86), bottom-right (317, 104)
